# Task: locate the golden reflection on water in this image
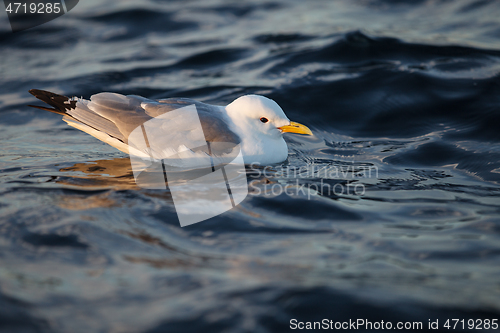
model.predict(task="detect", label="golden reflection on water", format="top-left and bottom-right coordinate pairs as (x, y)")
top-left (57, 158), bottom-right (138, 190)
top-left (54, 158), bottom-right (178, 209)
top-left (54, 158), bottom-right (137, 210)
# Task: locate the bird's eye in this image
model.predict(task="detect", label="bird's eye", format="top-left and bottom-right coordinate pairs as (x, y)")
top-left (260, 117), bottom-right (269, 123)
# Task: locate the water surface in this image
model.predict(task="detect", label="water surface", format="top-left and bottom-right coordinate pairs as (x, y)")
top-left (1, 0), bottom-right (500, 332)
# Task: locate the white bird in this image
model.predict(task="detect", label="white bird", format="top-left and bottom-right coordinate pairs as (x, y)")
top-left (28, 89), bottom-right (312, 166)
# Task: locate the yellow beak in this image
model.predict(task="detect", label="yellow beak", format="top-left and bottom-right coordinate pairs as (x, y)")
top-left (278, 121), bottom-right (313, 135)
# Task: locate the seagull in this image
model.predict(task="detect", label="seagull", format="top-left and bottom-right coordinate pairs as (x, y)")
top-left (28, 89), bottom-right (312, 166)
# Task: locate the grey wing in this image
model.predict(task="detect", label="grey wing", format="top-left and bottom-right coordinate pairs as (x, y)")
top-left (154, 97), bottom-right (241, 144)
top-left (143, 97), bottom-right (241, 160)
top-left (67, 93), bottom-right (240, 162)
top-left (76, 93), bottom-right (153, 142)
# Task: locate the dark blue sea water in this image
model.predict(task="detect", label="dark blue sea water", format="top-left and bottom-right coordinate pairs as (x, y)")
top-left (1, 0), bottom-right (500, 332)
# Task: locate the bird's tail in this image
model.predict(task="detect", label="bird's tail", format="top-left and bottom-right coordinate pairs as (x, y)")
top-left (28, 89), bottom-right (77, 116)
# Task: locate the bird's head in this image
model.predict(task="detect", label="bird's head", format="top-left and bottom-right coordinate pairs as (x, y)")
top-left (225, 95), bottom-right (312, 139)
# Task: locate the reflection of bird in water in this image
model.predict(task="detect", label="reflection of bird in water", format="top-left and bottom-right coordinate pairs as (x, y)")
top-left (55, 158), bottom-right (175, 206)
top-left (56, 157), bottom-right (219, 189)
top-left (57, 158), bottom-right (138, 190)
top-left (28, 89), bottom-right (312, 166)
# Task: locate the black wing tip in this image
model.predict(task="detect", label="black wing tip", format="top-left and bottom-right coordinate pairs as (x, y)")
top-left (28, 88), bottom-right (63, 98)
top-left (28, 88), bottom-right (52, 98)
top-left (27, 104), bottom-right (64, 115)
top-left (28, 89), bottom-right (77, 115)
